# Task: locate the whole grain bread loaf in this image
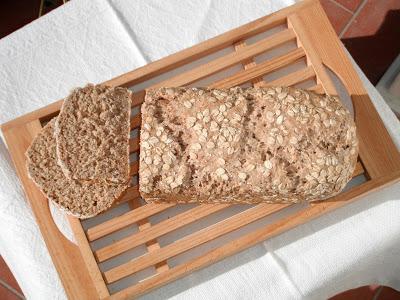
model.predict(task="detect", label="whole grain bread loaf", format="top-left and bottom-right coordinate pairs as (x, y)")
top-left (139, 87), bottom-right (358, 203)
top-left (55, 84), bottom-right (131, 184)
top-left (26, 119), bottom-right (128, 218)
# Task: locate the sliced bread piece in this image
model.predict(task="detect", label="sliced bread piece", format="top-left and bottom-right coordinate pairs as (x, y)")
top-left (139, 87), bottom-right (358, 204)
top-left (26, 119), bottom-right (128, 218)
top-left (55, 84), bottom-right (132, 183)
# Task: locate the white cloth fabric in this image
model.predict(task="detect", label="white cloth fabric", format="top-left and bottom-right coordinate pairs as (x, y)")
top-left (0, 0), bottom-right (399, 299)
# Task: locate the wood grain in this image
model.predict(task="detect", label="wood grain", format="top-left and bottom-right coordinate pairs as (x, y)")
top-left (103, 203), bottom-right (289, 283)
top-left (210, 47), bottom-right (305, 88)
top-left (68, 217), bottom-right (109, 297)
top-left (0, 1), bottom-right (310, 131)
top-left (152, 29), bottom-right (296, 88)
top-left (289, 1), bottom-right (400, 178)
top-left (288, 15), bottom-right (337, 95)
top-left (130, 114), bottom-right (141, 129)
top-left (129, 199), bottom-right (169, 273)
top-left (1, 122), bottom-right (98, 300)
top-left (233, 41), bottom-right (264, 86)
top-left (129, 161), bottom-right (139, 176)
top-left (260, 66), bottom-right (315, 87)
top-left (86, 202), bottom-right (175, 241)
top-left (1, 1), bottom-right (399, 298)
top-left (95, 204), bottom-right (230, 262)
top-left (104, 0), bottom-right (311, 88)
top-left (108, 169), bottom-right (400, 299)
top-left (308, 84), bottom-right (324, 94)
top-left (114, 185), bottom-right (140, 205)
top-left (353, 161), bottom-right (365, 178)
top-left (129, 137), bottom-right (140, 153)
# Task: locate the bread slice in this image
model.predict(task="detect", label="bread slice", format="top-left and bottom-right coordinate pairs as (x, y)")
top-left (139, 87), bottom-right (358, 204)
top-left (26, 119), bottom-right (128, 218)
top-left (55, 84), bottom-right (131, 184)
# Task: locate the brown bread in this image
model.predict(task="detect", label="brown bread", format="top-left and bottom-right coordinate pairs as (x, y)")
top-left (139, 87), bottom-right (358, 203)
top-left (55, 84), bottom-right (131, 184)
top-left (26, 119), bottom-right (128, 218)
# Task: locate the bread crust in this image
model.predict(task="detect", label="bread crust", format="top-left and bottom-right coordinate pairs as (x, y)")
top-left (139, 87), bottom-right (358, 203)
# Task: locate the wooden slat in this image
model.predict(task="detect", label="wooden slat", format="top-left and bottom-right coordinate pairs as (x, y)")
top-left (3, 1), bottom-right (400, 299)
top-left (1, 121), bottom-right (99, 300)
top-left (288, 15), bottom-right (337, 95)
top-left (101, 160), bottom-right (365, 266)
top-left (130, 114), bottom-right (141, 130)
top-left (130, 91), bottom-right (146, 106)
top-left (131, 90), bottom-right (146, 107)
top-left (152, 29), bottom-right (296, 88)
top-left (234, 41), bottom-right (264, 86)
top-left (129, 161), bottom-right (139, 176)
top-left (288, 2), bottom-right (400, 178)
top-left (104, 1), bottom-right (312, 89)
top-left (118, 160), bottom-right (362, 211)
top-left (353, 94), bottom-right (400, 178)
top-left (95, 204), bottom-right (230, 262)
top-left (129, 199), bottom-right (169, 273)
top-left (87, 202), bottom-right (174, 241)
top-left (103, 203), bottom-right (289, 283)
top-left (210, 47), bottom-right (305, 88)
top-left (108, 170), bottom-right (400, 300)
top-left (114, 185), bottom-right (140, 205)
top-left (2, 2), bottom-right (315, 133)
top-left (1, 99), bottom-right (64, 132)
top-left (129, 137), bottom-right (140, 153)
top-left (68, 217), bottom-right (110, 298)
top-left (353, 161), bottom-right (364, 177)
top-left (308, 84), bottom-right (324, 94)
top-left (106, 160), bottom-right (363, 242)
top-left (260, 66), bottom-right (315, 87)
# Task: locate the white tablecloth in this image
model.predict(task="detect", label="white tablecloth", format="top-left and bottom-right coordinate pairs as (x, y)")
top-left (1, 0), bottom-right (400, 299)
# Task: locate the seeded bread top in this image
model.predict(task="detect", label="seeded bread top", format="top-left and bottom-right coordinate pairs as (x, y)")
top-left (139, 87), bottom-right (358, 203)
top-left (26, 119), bottom-right (128, 218)
top-left (55, 84), bottom-right (131, 184)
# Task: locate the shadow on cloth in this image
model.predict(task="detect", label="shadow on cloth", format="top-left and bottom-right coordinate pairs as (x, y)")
top-left (140, 180), bottom-right (400, 299)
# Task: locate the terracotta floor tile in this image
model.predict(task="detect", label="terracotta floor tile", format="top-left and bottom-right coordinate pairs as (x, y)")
top-left (320, 0), bottom-right (353, 34)
top-left (0, 1), bottom-right (39, 39)
top-left (378, 287), bottom-right (400, 300)
top-left (342, 0), bottom-right (400, 38)
top-left (0, 0), bottom-right (64, 39)
top-left (0, 257), bottom-right (22, 295)
top-left (329, 286), bottom-right (375, 300)
top-left (0, 284), bottom-right (20, 300)
top-left (341, 0), bottom-right (400, 84)
top-left (333, 0), bottom-right (363, 12)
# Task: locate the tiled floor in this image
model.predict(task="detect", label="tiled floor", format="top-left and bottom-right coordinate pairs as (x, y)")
top-left (329, 285), bottom-right (400, 300)
top-left (320, 0), bottom-right (400, 85)
top-left (0, 257), bottom-right (24, 299)
top-left (1, 0), bottom-right (400, 299)
top-left (1, 0), bottom-right (398, 85)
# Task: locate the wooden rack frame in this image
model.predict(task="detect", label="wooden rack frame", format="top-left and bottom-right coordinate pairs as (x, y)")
top-left (2, 1), bottom-right (400, 299)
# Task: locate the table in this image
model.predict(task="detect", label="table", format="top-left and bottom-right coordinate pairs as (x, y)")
top-left (1, 0), bottom-right (399, 299)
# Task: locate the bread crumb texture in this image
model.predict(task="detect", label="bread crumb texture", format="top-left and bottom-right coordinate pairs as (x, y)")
top-left (55, 84), bottom-right (131, 183)
top-left (26, 119), bottom-right (127, 218)
top-left (139, 87), bottom-right (358, 204)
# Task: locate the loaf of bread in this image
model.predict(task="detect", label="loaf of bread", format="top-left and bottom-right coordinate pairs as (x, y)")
top-left (139, 87), bottom-right (358, 203)
top-left (26, 119), bottom-right (128, 218)
top-left (55, 84), bottom-right (131, 184)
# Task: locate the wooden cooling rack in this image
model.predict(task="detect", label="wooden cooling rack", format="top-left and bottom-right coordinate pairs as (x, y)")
top-left (2, 0), bottom-right (400, 299)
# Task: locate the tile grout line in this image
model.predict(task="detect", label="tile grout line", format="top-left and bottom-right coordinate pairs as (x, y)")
top-left (328, 0), bottom-right (353, 14)
top-left (0, 278), bottom-right (25, 300)
top-left (372, 286), bottom-right (384, 300)
top-left (339, 0), bottom-right (368, 38)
